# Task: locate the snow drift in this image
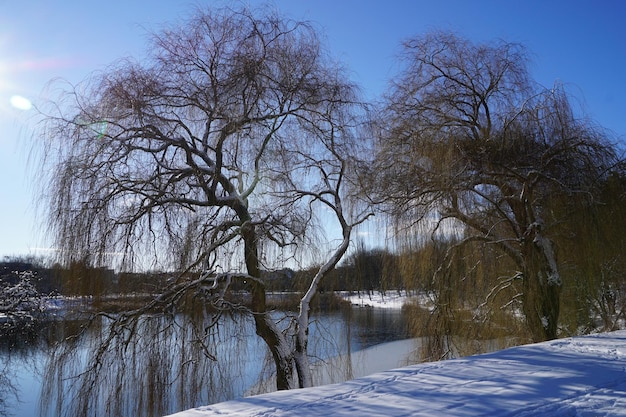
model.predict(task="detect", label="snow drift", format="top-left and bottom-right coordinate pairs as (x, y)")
top-left (166, 330), bottom-right (626, 416)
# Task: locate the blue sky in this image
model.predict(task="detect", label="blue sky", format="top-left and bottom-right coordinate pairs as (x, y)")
top-left (1, 0), bottom-right (625, 259)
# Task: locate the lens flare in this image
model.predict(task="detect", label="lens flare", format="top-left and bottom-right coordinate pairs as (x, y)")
top-left (10, 94), bottom-right (32, 110)
top-left (92, 120), bottom-right (108, 139)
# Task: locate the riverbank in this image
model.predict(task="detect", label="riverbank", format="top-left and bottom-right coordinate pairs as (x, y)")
top-left (246, 337), bottom-right (421, 396)
top-left (166, 330), bottom-right (626, 416)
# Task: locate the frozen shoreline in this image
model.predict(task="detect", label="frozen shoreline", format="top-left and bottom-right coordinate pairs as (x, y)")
top-left (166, 330), bottom-right (626, 416)
top-left (246, 337), bottom-right (422, 396)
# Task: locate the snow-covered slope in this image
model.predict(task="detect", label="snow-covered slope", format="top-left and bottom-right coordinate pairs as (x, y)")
top-left (166, 330), bottom-right (626, 416)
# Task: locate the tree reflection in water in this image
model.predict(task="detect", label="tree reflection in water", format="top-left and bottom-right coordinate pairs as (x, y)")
top-left (37, 304), bottom-right (386, 417)
top-left (0, 356), bottom-right (19, 417)
top-left (3, 302), bottom-right (410, 417)
top-left (40, 305), bottom-right (268, 417)
top-left (1, 320), bottom-right (59, 417)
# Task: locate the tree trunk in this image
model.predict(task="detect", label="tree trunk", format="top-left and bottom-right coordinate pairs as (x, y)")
top-left (251, 303), bottom-right (296, 390)
top-left (240, 217), bottom-right (296, 390)
top-left (521, 226), bottom-right (562, 342)
top-left (294, 323), bottom-right (312, 388)
top-left (294, 224), bottom-right (352, 388)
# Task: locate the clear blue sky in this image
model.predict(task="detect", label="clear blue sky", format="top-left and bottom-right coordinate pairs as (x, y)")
top-left (1, 0), bottom-right (625, 259)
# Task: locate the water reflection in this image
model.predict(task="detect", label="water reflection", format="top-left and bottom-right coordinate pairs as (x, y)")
top-left (1, 318), bottom-right (70, 417)
top-left (0, 357), bottom-right (18, 417)
top-left (1, 304), bottom-right (408, 417)
top-left (40, 311), bottom-right (268, 417)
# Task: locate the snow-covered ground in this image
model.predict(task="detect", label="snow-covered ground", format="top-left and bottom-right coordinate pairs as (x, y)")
top-left (166, 330), bottom-right (626, 416)
top-left (338, 290), bottom-right (431, 309)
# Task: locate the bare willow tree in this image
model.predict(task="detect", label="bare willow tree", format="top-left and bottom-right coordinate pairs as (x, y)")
top-left (38, 5), bottom-right (370, 409)
top-left (373, 31), bottom-right (622, 342)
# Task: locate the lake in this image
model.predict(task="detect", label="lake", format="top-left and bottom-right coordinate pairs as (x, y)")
top-left (0, 302), bottom-right (410, 417)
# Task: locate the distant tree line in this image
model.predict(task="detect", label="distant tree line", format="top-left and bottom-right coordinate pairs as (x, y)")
top-left (1, 255), bottom-right (401, 299)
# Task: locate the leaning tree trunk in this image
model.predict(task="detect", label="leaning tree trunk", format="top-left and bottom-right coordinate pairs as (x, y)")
top-left (521, 224), bottom-right (562, 342)
top-left (249, 280), bottom-right (296, 390)
top-left (294, 228), bottom-right (352, 388)
top-left (240, 215), bottom-right (296, 390)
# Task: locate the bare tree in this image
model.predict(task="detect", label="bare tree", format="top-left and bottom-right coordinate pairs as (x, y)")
top-left (38, 5), bottom-right (370, 407)
top-left (373, 31), bottom-right (622, 342)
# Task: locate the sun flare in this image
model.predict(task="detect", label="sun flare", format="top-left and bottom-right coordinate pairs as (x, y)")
top-left (9, 94), bottom-right (32, 110)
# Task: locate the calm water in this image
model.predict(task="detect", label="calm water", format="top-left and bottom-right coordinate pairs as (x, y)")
top-left (0, 305), bottom-right (409, 417)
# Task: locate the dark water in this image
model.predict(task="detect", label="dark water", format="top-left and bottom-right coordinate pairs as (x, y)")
top-left (0, 305), bottom-right (408, 417)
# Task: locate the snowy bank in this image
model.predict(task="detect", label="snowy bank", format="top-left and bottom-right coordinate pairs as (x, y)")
top-left (166, 330), bottom-right (626, 416)
top-left (338, 290), bottom-right (431, 309)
